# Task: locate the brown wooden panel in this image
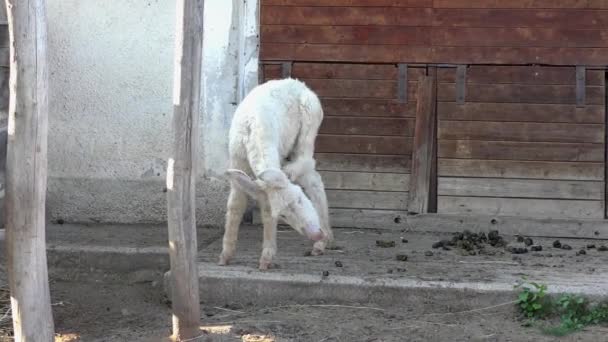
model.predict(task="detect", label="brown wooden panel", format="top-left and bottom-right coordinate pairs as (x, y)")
top-left (432, 46), bottom-right (608, 65)
top-left (432, 27), bottom-right (608, 48)
top-left (320, 171), bottom-right (409, 191)
top-left (262, 25), bottom-right (431, 45)
top-left (322, 99), bottom-right (417, 117)
top-left (433, 9), bottom-right (608, 28)
top-left (437, 66), bottom-right (604, 85)
top-left (438, 177), bottom-right (603, 200)
top-left (409, 70), bottom-right (438, 214)
top-left (303, 78), bottom-right (416, 99)
top-left (439, 140), bottom-right (604, 162)
top-left (439, 159), bottom-right (604, 181)
top-left (261, 43), bottom-right (432, 62)
top-left (439, 121), bottom-right (603, 143)
top-left (320, 117), bottom-right (416, 136)
top-left (327, 190), bottom-right (408, 210)
top-left (294, 63), bottom-right (398, 80)
top-left (438, 196), bottom-right (604, 219)
top-left (286, 64), bottom-right (605, 86)
top-left (433, 0), bottom-right (608, 9)
top-left (261, 43), bottom-right (608, 65)
top-left (262, 6), bottom-right (434, 26)
top-left (263, 0), bottom-right (432, 6)
top-left (316, 135), bottom-right (413, 154)
top-left (315, 153), bottom-right (411, 173)
top-left (263, 64), bottom-right (282, 80)
top-left (439, 84), bottom-right (604, 105)
top-left (438, 103), bottom-right (605, 123)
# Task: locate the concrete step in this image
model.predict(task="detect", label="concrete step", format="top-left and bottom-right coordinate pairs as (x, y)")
top-left (189, 227), bottom-right (608, 307)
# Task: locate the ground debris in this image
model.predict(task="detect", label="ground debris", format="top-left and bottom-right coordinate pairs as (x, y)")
top-left (376, 240), bottom-right (396, 248)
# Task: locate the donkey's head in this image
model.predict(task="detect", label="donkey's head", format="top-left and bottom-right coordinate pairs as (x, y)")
top-left (226, 168), bottom-right (324, 241)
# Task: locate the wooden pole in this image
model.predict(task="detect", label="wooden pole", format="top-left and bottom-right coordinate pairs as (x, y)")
top-left (166, 0), bottom-right (203, 340)
top-left (408, 66), bottom-right (438, 214)
top-left (4, 0), bottom-right (55, 340)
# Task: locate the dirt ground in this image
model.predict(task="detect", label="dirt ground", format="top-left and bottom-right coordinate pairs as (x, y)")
top-left (0, 225), bottom-right (607, 341)
top-left (45, 275), bottom-right (608, 341)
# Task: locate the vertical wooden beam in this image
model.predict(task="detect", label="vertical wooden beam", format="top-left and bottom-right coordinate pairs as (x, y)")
top-left (397, 63), bottom-right (408, 104)
top-left (408, 67), bottom-right (438, 214)
top-left (576, 66), bottom-right (586, 108)
top-left (167, 0), bottom-right (203, 340)
top-left (5, 0), bottom-right (55, 340)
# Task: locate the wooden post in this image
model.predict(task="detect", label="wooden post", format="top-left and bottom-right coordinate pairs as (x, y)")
top-left (166, 0), bottom-right (203, 340)
top-left (408, 67), bottom-right (438, 214)
top-left (4, 0), bottom-right (55, 340)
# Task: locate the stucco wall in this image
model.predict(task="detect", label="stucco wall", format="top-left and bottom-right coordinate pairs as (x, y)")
top-left (45, 0), bottom-right (254, 226)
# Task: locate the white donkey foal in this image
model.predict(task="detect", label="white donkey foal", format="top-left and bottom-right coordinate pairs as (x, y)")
top-left (219, 78), bottom-right (334, 270)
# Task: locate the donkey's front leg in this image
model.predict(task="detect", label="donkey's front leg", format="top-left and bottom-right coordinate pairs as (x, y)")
top-left (219, 186), bottom-right (247, 266)
top-left (258, 198), bottom-right (278, 270)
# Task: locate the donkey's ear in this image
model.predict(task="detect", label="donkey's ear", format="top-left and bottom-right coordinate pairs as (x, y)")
top-left (257, 168), bottom-right (289, 189)
top-left (225, 169), bottom-right (262, 198)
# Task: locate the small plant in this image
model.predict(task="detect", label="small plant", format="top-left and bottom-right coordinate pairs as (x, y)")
top-left (515, 279), bottom-right (608, 336)
top-left (515, 280), bottom-right (549, 318)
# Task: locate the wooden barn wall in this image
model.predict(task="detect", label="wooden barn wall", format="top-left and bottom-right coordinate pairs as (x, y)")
top-left (437, 66), bottom-right (606, 219)
top-left (260, 1), bottom-right (608, 223)
top-left (261, 0), bottom-right (608, 65)
top-left (263, 63), bottom-right (418, 225)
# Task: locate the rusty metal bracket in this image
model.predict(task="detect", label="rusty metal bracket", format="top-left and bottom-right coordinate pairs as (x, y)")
top-left (281, 61), bottom-right (293, 78)
top-left (576, 66), bottom-right (586, 107)
top-left (398, 63), bottom-right (408, 103)
top-left (456, 65), bottom-right (467, 104)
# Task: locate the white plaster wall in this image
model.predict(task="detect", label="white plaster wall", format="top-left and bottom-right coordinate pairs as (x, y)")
top-left (45, 0), bottom-right (256, 225)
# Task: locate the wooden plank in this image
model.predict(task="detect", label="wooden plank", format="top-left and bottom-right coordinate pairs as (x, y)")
top-left (263, 64), bottom-right (282, 80)
top-left (439, 84), bottom-right (604, 105)
top-left (432, 27), bottom-right (608, 48)
top-left (263, 0), bottom-right (432, 6)
top-left (438, 159), bottom-right (604, 181)
top-left (316, 135), bottom-right (413, 154)
top-left (437, 66), bottom-right (604, 86)
top-left (433, 0), bottom-right (608, 9)
top-left (292, 62), bottom-right (427, 80)
top-left (166, 0), bottom-right (203, 339)
top-left (438, 140), bottom-right (604, 162)
top-left (261, 43), bottom-right (433, 62)
top-left (438, 177), bottom-right (603, 200)
top-left (431, 46), bottom-right (608, 65)
top-left (262, 6), bottom-right (434, 26)
top-left (406, 214), bottom-right (608, 240)
top-left (408, 68), bottom-right (437, 214)
top-left (438, 196), bottom-right (604, 219)
top-left (281, 64), bottom-right (604, 86)
top-left (328, 208), bottom-right (407, 229)
top-left (303, 78), bottom-right (416, 99)
top-left (320, 171), bottom-right (409, 191)
top-left (320, 117), bottom-right (415, 136)
top-left (327, 190), bottom-right (408, 210)
top-left (262, 43), bottom-right (608, 67)
top-left (438, 121), bottom-right (604, 143)
top-left (438, 103), bottom-right (605, 124)
top-left (262, 25), bottom-right (431, 45)
top-left (321, 98), bottom-right (417, 117)
top-left (5, 0), bottom-right (55, 339)
top-left (433, 9), bottom-right (608, 28)
top-left (315, 153), bottom-right (411, 173)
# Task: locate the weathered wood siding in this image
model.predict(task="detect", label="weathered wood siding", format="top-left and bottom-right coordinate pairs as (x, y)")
top-left (260, 0), bottom-right (608, 223)
top-left (437, 66), bottom-right (605, 219)
top-left (262, 0), bottom-right (608, 65)
top-left (263, 63), bottom-right (415, 223)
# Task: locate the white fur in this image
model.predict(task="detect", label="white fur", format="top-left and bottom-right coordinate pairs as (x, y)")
top-left (219, 78), bottom-right (334, 270)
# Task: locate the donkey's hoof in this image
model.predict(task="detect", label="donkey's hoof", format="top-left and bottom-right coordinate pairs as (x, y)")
top-left (218, 254), bottom-right (232, 266)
